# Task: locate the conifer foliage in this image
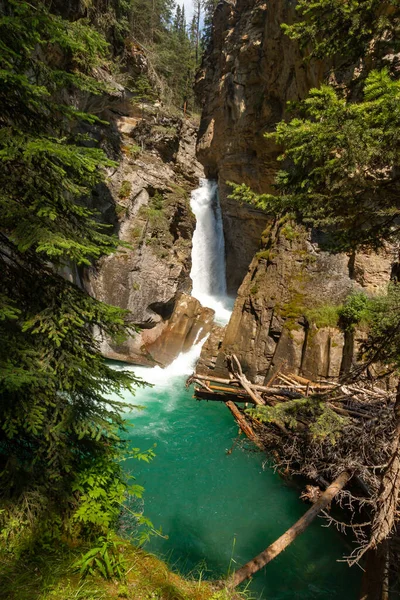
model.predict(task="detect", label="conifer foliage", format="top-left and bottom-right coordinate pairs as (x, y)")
top-left (244, 69), bottom-right (400, 251)
top-left (0, 0), bottom-right (147, 547)
top-left (231, 2), bottom-right (400, 255)
top-left (283, 0), bottom-right (400, 60)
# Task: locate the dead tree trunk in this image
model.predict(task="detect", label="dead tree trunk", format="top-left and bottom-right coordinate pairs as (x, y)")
top-left (368, 386), bottom-right (400, 550)
top-left (225, 401), bottom-right (264, 450)
top-left (356, 382), bottom-right (400, 596)
top-left (227, 354), bottom-right (265, 406)
top-left (360, 542), bottom-right (389, 600)
top-left (226, 355), bottom-right (288, 434)
top-left (225, 471), bottom-right (351, 589)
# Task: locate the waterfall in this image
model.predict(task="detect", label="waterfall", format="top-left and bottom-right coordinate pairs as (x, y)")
top-left (110, 179), bottom-right (232, 382)
top-left (190, 179), bottom-right (232, 324)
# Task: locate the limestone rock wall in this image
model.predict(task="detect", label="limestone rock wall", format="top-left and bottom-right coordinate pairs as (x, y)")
top-left (196, 222), bottom-right (396, 383)
top-left (84, 95), bottom-right (212, 366)
top-left (195, 0), bottom-right (327, 293)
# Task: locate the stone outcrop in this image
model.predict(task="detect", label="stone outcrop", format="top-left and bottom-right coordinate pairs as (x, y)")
top-left (83, 87), bottom-right (211, 365)
top-left (197, 222), bottom-right (396, 383)
top-left (99, 292), bottom-right (214, 366)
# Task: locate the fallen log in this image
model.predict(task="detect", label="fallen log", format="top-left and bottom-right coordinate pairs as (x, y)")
top-left (192, 378), bottom-right (213, 393)
top-left (227, 355), bottom-right (265, 406)
top-left (276, 373), bottom-right (334, 391)
top-left (194, 389), bottom-right (251, 403)
top-left (191, 373), bottom-right (303, 398)
top-left (223, 471), bottom-right (352, 589)
top-left (225, 401), bottom-right (264, 450)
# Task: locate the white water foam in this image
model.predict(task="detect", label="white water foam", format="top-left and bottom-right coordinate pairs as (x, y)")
top-left (113, 330), bottom-right (206, 389)
top-left (190, 179), bottom-right (233, 324)
top-left (110, 335), bottom-right (207, 430)
top-left (133, 336), bottom-right (205, 387)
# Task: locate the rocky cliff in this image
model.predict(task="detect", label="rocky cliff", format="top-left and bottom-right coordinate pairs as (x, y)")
top-left (197, 221), bottom-right (396, 383)
top-left (79, 68), bottom-right (214, 366)
top-left (195, 0), bottom-right (328, 293)
top-left (195, 0), bottom-right (397, 381)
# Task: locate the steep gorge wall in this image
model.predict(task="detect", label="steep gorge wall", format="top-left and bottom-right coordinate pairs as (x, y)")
top-left (195, 0), bottom-right (326, 293)
top-left (195, 0), bottom-right (398, 381)
top-left (65, 53), bottom-right (215, 366)
top-left (84, 107), bottom-right (215, 366)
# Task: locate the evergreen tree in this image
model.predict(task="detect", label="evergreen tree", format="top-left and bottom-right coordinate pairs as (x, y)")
top-left (201, 0), bottom-right (218, 49)
top-left (283, 0), bottom-right (400, 60)
top-left (229, 0), bottom-right (400, 379)
top-left (233, 69), bottom-right (400, 251)
top-left (174, 4), bottom-right (182, 32)
top-left (230, 2), bottom-right (400, 255)
top-left (152, 2), bottom-right (198, 110)
top-left (0, 0), bottom-right (148, 546)
top-left (190, 0), bottom-right (202, 62)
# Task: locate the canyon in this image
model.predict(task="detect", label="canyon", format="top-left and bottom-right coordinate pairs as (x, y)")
top-left (90, 0), bottom-right (397, 386)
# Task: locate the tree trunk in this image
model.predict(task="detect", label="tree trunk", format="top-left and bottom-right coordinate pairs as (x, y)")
top-left (357, 381), bottom-right (400, 595)
top-left (226, 471), bottom-right (351, 589)
top-left (225, 401), bottom-right (264, 450)
top-left (228, 354), bottom-right (265, 406)
top-left (367, 384), bottom-right (400, 550)
top-left (360, 542), bottom-right (389, 600)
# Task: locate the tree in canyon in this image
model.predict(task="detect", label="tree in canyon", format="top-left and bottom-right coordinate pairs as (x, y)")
top-left (0, 0), bottom-right (150, 549)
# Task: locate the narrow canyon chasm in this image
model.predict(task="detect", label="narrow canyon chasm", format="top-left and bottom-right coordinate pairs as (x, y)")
top-left (86, 0), bottom-right (395, 385)
top-left (74, 2), bottom-right (398, 599)
top-left (3, 0), bottom-right (400, 599)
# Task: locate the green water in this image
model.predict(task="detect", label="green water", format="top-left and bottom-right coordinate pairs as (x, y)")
top-left (113, 359), bottom-right (361, 599)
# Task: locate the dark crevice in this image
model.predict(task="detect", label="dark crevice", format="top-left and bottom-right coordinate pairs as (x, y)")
top-left (326, 335), bottom-right (332, 378)
top-left (348, 251), bottom-right (356, 279)
top-left (299, 323), bottom-right (309, 374)
top-left (340, 329), bottom-right (354, 376)
top-left (148, 298), bottom-right (175, 321)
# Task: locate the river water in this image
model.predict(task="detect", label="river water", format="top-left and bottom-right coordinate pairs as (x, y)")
top-left (113, 180), bottom-right (361, 598)
top-left (114, 350), bottom-right (360, 599)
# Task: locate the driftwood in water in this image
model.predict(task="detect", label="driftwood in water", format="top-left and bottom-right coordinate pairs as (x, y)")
top-left (189, 357), bottom-right (400, 595)
top-left (225, 401), bottom-right (264, 450)
top-left (223, 471), bottom-right (352, 589)
top-left (227, 355), bottom-right (291, 435)
top-left (194, 389), bottom-right (250, 403)
top-left (192, 373), bottom-right (303, 399)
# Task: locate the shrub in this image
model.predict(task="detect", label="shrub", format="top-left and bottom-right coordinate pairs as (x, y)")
top-left (338, 292), bottom-right (372, 330)
top-left (305, 304), bottom-right (341, 329)
top-left (118, 180), bottom-right (132, 199)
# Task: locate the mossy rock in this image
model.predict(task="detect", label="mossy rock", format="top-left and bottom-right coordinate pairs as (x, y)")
top-left (118, 180), bottom-right (132, 199)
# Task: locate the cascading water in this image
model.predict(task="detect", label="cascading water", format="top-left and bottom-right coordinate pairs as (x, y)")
top-left (190, 178), bottom-right (233, 324)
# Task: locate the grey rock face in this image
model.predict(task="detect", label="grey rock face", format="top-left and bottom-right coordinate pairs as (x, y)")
top-left (194, 0), bottom-right (397, 380)
top-left (85, 98), bottom-right (210, 365)
top-left (195, 0), bottom-right (326, 293)
top-left (197, 222), bottom-right (397, 383)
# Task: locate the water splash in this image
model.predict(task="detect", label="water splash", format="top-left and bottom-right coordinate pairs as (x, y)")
top-left (113, 330), bottom-right (206, 389)
top-left (190, 179), bottom-right (233, 324)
